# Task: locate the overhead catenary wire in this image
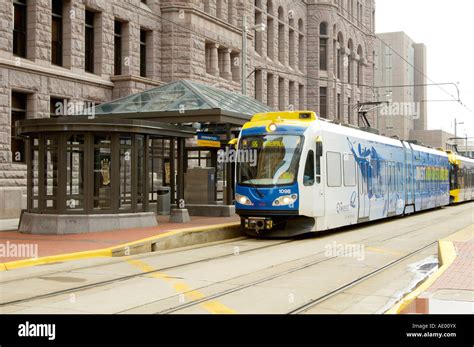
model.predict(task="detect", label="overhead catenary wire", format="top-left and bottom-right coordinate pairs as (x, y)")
top-left (336, 3), bottom-right (473, 115)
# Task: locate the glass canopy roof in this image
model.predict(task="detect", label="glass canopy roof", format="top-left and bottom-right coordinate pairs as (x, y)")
top-left (92, 80), bottom-right (273, 117)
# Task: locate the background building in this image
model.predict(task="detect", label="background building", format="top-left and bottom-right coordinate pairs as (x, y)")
top-left (375, 31), bottom-right (427, 140)
top-left (408, 129), bottom-right (455, 149)
top-left (456, 141), bottom-right (474, 158)
top-left (0, 0), bottom-right (375, 219)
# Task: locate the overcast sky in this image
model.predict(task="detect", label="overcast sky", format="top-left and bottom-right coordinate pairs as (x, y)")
top-left (376, 0), bottom-right (474, 139)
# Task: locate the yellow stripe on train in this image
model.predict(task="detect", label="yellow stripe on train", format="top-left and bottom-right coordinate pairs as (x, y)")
top-left (243, 111), bottom-right (317, 130)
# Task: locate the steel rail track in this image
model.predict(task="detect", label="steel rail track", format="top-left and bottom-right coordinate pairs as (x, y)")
top-left (287, 241), bottom-right (436, 314)
top-left (155, 229), bottom-right (441, 314)
top-left (0, 238), bottom-right (296, 307)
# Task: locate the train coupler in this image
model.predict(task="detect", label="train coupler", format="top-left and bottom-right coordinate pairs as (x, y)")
top-left (244, 217), bottom-right (273, 233)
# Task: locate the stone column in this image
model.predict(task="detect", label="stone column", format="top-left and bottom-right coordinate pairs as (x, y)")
top-left (222, 48), bottom-right (232, 80)
top-left (289, 29), bottom-right (295, 68)
top-left (122, 22), bottom-right (140, 76)
top-left (95, 12), bottom-right (114, 77)
top-left (0, 69), bottom-right (10, 164)
top-left (28, 0), bottom-right (51, 65)
top-left (0, 1), bottom-right (13, 59)
top-left (63, 1), bottom-right (85, 71)
top-left (209, 43), bottom-right (219, 77)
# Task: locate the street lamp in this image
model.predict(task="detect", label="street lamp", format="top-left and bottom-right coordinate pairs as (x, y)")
top-left (454, 118), bottom-right (464, 139)
top-left (453, 118), bottom-right (464, 151)
top-left (241, 16), bottom-right (266, 95)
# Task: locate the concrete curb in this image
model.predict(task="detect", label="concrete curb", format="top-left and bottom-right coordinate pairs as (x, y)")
top-left (385, 235), bottom-right (458, 314)
top-left (0, 222), bottom-right (241, 271)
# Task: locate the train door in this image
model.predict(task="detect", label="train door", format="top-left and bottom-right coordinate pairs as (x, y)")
top-left (299, 140), bottom-right (324, 220)
top-left (314, 140), bottom-right (325, 217)
top-left (388, 162), bottom-right (396, 215)
top-left (403, 142), bottom-right (414, 208)
top-left (358, 161), bottom-right (369, 220)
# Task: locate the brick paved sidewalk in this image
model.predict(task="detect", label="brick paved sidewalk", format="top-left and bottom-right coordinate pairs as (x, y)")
top-left (0, 215), bottom-right (240, 263)
top-left (400, 225), bottom-right (474, 314)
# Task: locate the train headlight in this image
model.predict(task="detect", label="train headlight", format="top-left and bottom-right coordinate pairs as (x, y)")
top-left (272, 194), bottom-right (298, 206)
top-left (236, 194), bottom-right (254, 206)
top-left (268, 123), bottom-right (277, 132)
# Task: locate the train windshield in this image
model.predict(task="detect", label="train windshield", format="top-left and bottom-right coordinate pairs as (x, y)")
top-left (237, 135), bottom-right (303, 186)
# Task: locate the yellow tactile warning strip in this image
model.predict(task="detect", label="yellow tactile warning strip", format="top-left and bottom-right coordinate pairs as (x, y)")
top-left (0, 222), bottom-right (239, 271)
top-left (385, 224), bottom-right (473, 314)
top-left (0, 248), bottom-right (113, 272)
top-left (127, 258), bottom-right (236, 314)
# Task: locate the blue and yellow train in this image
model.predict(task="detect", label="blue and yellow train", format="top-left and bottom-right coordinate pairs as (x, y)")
top-left (234, 111), bottom-right (472, 237)
top-left (447, 150), bottom-right (474, 203)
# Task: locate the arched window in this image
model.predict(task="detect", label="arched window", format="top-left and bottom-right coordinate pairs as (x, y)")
top-left (266, 0), bottom-right (274, 59)
top-left (278, 6), bottom-right (284, 19)
top-left (254, 0), bottom-right (263, 54)
top-left (298, 18), bottom-right (304, 70)
top-left (289, 16), bottom-right (295, 67)
top-left (278, 6), bottom-right (284, 63)
top-left (203, 0), bottom-right (210, 13)
top-left (319, 22), bottom-right (327, 36)
top-left (347, 39), bottom-right (353, 83)
top-left (267, 0), bottom-right (273, 14)
top-left (319, 22), bottom-right (328, 71)
top-left (216, 0), bottom-right (223, 19)
top-left (337, 32), bottom-right (344, 80)
top-left (228, 0), bottom-right (234, 24)
top-left (289, 28), bottom-right (295, 66)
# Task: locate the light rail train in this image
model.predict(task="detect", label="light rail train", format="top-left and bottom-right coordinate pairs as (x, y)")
top-left (234, 111), bottom-right (473, 237)
top-left (447, 150), bottom-right (474, 203)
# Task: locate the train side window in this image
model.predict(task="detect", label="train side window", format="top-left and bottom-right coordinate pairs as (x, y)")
top-left (303, 150), bottom-right (315, 186)
top-left (343, 154), bottom-right (356, 187)
top-left (326, 152), bottom-right (342, 187)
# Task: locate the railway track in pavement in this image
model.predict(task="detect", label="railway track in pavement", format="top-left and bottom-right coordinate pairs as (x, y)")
top-left (0, 204), bottom-right (470, 314)
top-left (153, 227), bottom-right (440, 314)
top-left (0, 237), bottom-right (296, 307)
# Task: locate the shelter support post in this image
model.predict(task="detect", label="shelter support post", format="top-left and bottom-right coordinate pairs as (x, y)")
top-left (170, 138), bottom-right (176, 204)
top-left (225, 125), bottom-right (233, 205)
top-left (177, 137), bottom-right (185, 203)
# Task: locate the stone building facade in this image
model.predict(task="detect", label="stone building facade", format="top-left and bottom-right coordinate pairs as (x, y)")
top-left (0, 0), bottom-right (375, 219)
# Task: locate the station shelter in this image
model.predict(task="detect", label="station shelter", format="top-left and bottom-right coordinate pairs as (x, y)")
top-left (16, 80), bottom-right (272, 234)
